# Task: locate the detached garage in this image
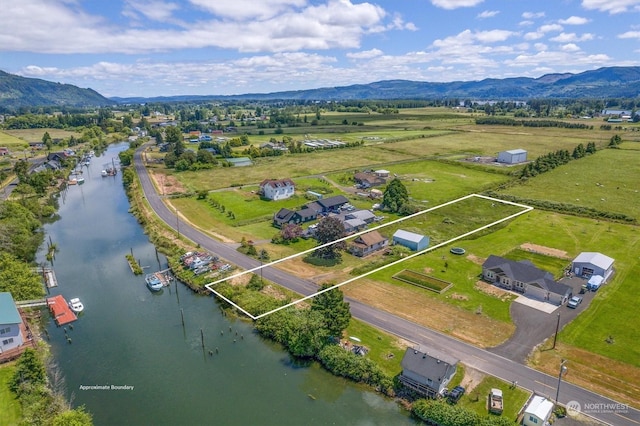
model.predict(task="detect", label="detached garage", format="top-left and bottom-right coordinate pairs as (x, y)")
top-left (392, 230), bottom-right (429, 251)
top-left (497, 149), bottom-right (527, 164)
top-left (572, 252), bottom-right (614, 281)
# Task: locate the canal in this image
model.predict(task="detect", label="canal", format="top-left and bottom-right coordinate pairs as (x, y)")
top-left (39, 143), bottom-right (413, 425)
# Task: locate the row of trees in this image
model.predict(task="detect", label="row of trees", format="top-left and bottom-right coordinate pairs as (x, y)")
top-left (519, 142), bottom-right (597, 179)
top-left (475, 116), bottom-right (592, 129)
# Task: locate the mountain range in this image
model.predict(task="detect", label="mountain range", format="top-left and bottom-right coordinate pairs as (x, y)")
top-left (1, 66), bottom-right (640, 109)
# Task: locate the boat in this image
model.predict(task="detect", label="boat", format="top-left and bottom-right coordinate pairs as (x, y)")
top-left (145, 273), bottom-right (164, 291)
top-left (101, 170), bottom-right (108, 177)
top-left (68, 298), bottom-right (84, 313)
top-left (77, 177), bottom-right (85, 185)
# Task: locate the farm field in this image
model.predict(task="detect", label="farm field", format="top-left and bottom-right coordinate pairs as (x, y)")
top-left (4, 128), bottom-right (81, 143)
top-left (500, 146), bottom-right (640, 221)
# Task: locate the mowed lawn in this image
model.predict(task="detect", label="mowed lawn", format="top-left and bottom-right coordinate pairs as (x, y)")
top-left (0, 364), bottom-right (21, 425)
top-left (457, 375), bottom-right (530, 421)
top-left (501, 146), bottom-right (640, 220)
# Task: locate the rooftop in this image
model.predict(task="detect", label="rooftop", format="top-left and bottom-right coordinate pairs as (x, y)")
top-left (0, 292), bottom-right (22, 325)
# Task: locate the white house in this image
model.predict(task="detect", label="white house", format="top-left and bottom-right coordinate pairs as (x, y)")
top-left (522, 395), bottom-right (554, 426)
top-left (572, 252), bottom-right (614, 281)
top-left (0, 292), bottom-right (24, 353)
top-left (260, 178), bottom-right (295, 201)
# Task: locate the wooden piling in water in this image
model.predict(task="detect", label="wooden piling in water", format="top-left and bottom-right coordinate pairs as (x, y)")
top-left (180, 308), bottom-right (185, 327)
top-left (200, 329), bottom-right (205, 349)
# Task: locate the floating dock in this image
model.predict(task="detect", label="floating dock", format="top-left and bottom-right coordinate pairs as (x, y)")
top-left (33, 267), bottom-right (58, 288)
top-left (47, 295), bottom-right (77, 326)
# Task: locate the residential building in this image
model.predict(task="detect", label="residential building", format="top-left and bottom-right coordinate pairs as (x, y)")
top-left (273, 207), bottom-right (317, 228)
top-left (522, 395), bottom-right (554, 426)
top-left (0, 292), bottom-right (24, 354)
top-left (571, 252), bottom-right (614, 281)
top-left (392, 230), bottom-right (430, 251)
top-left (482, 255), bottom-right (572, 305)
top-left (260, 178), bottom-right (295, 201)
top-left (354, 172), bottom-right (386, 188)
top-left (399, 347), bottom-right (458, 398)
top-left (497, 149), bottom-right (527, 164)
top-left (305, 195), bottom-right (349, 214)
top-left (349, 231), bottom-right (388, 257)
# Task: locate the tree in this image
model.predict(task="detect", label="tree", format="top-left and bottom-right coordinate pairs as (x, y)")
top-left (0, 252), bottom-right (44, 299)
top-left (280, 223), bottom-right (303, 242)
top-left (312, 283), bottom-right (351, 337)
top-left (313, 216), bottom-right (346, 260)
top-left (42, 131), bottom-right (53, 151)
top-left (382, 178), bottom-right (409, 213)
top-left (572, 143), bottom-right (586, 159)
top-left (10, 348), bottom-right (47, 396)
top-left (13, 159), bottom-right (30, 181)
top-left (52, 406), bottom-right (93, 426)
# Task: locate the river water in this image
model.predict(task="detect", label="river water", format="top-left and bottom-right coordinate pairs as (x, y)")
top-left (39, 143), bottom-right (412, 426)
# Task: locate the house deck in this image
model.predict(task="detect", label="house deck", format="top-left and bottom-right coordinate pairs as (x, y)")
top-left (47, 295), bottom-right (77, 326)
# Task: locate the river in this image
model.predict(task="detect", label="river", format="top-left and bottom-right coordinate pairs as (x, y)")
top-left (38, 143), bottom-right (413, 426)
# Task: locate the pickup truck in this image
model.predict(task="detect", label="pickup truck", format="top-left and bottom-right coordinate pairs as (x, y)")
top-left (489, 388), bottom-right (503, 414)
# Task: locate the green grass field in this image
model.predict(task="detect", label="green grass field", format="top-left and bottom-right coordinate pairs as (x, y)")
top-left (345, 319), bottom-right (405, 378)
top-left (501, 146), bottom-right (640, 220)
top-left (0, 364), bottom-right (21, 425)
top-left (457, 376), bottom-right (530, 421)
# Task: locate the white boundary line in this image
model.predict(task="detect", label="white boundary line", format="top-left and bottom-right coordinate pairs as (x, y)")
top-left (205, 193), bottom-right (533, 320)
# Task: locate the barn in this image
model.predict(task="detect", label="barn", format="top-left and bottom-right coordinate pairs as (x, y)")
top-left (572, 252), bottom-right (614, 281)
top-left (497, 149), bottom-right (527, 164)
top-left (392, 230), bottom-right (429, 251)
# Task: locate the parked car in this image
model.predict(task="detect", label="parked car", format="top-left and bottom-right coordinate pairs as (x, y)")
top-left (448, 386), bottom-right (465, 403)
top-left (567, 296), bottom-right (583, 309)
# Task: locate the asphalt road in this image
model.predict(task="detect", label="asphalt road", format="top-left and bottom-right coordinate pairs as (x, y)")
top-left (134, 146), bottom-right (639, 426)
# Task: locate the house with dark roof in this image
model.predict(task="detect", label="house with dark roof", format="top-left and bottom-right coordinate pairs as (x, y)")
top-left (349, 231), bottom-right (388, 257)
top-left (354, 171), bottom-right (387, 188)
top-left (305, 195), bottom-right (349, 214)
top-left (273, 207), bottom-right (317, 228)
top-left (260, 178), bottom-right (295, 201)
top-left (482, 255), bottom-right (572, 305)
top-left (0, 292), bottom-right (25, 354)
top-left (399, 347), bottom-right (458, 398)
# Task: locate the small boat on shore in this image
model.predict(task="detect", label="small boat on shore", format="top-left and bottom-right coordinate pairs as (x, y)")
top-left (77, 177), bottom-right (85, 185)
top-left (68, 298), bottom-right (84, 313)
top-left (145, 273), bottom-right (164, 292)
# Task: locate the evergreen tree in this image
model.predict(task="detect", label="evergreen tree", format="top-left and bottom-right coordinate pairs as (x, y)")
top-left (312, 283), bottom-right (351, 337)
top-left (382, 178), bottom-right (409, 212)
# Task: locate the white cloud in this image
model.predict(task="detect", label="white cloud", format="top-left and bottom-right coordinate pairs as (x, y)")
top-left (477, 10), bottom-right (499, 19)
top-left (506, 50), bottom-right (611, 68)
top-left (346, 48), bottom-right (383, 59)
top-left (561, 43), bottom-right (581, 52)
top-left (539, 24), bottom-right (564, 33)
top-left (522, 11), bottom-right (545, 19)
top-left (549, 32), bottom-right (594, 42)
top-left (474, 29), bottom-right (517, 43)
top-left (430, 0), bottom-right (484, 10)
top-left (618, 30), bottom-right (640, 39)
top-left (558, 16), bottom-right (590, 25)
top-left (534, 43), bottom-right (547, 51)
top-left (519, 20), bottom-right (534, 27)
top-left (581, 0), bottom-right (640, 14)
top-left (123, 0), bottom-right (181, 23)
top-left (188, 0), bottom-right (306, 21)
top-left (524, 32), bottom-right (543, 40)
top-left (0, 0), bottom-right (394, 54)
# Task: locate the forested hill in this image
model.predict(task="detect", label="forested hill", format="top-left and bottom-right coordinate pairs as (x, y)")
top-left (0, 70), bottom-right (115, 110)
top-left (114, 66), bottom-right (640, 103)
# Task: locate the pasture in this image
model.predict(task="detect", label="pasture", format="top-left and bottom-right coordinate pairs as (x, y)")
top-left (501, 145), bottom-right (640, 221)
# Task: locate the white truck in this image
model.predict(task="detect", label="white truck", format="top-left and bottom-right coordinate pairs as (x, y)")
top-left (489, 388), bottom-right (503, 415)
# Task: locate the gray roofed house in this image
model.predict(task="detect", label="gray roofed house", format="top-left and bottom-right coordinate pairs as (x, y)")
top-left (345, 210), bottom-right (376, 224)
top-left (482, 255), bottom-right (572, 305)
top-left (273, 207), bottom-right (318, 228)
top-left (399, 347), bottom-right (458, 398)
top-left (305, 195), bottom-right (349, 214)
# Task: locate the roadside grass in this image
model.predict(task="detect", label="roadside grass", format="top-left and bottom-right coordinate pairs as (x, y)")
top-left (457, 375), bottom-right (530, 421)
top-left (344, 319), bottom-right (405, 378)
top-left (500, 146), bottom-right (640, 221)
top-left (0, 363), bottom-right (21, 425)
top-left (503, 248), bottom-right (570, 279)
top-left (206, 188), bottom-right (307, 222)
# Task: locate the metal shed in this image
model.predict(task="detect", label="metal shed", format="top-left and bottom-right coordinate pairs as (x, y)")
top-left (497, 149), bottom-right (527, 164)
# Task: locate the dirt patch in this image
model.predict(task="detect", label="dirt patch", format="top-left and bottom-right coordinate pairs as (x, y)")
top-left (450, 293), bottom-right (469, 301)
top-left (423, 267), bottom-right (434, 274)
top-left (466, 254), bottom-right (485, 265)
top-left (459, 367), bottom-right (485, 393)
top-left (343, 279), bottom-right (514, 348)
top-left (261, 284), bottom-right (288, 301)
top-left (149, 170), bottom-right (187, 194)
top-left (520, 243), bottom-right (570, 259)
top-left (228, 274), bottom-right (251, 286)
top-left (475, 281), bottom-right (515, 301)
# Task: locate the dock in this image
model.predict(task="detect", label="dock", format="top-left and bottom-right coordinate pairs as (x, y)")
top-left (32, 267), bottom-right (58, 288)
top-left (148, 269), bottom-right (173, 287)
top-left (47, 295), bottom-right (77, 326)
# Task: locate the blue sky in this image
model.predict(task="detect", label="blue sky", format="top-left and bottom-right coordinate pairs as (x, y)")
top-left (1, 0), bottom-right (639, 97)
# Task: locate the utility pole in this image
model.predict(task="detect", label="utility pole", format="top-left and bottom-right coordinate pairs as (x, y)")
top-left (555, 359), bottom-right (568, 404)
top-left (552, 312), bottom-right (561, 349)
